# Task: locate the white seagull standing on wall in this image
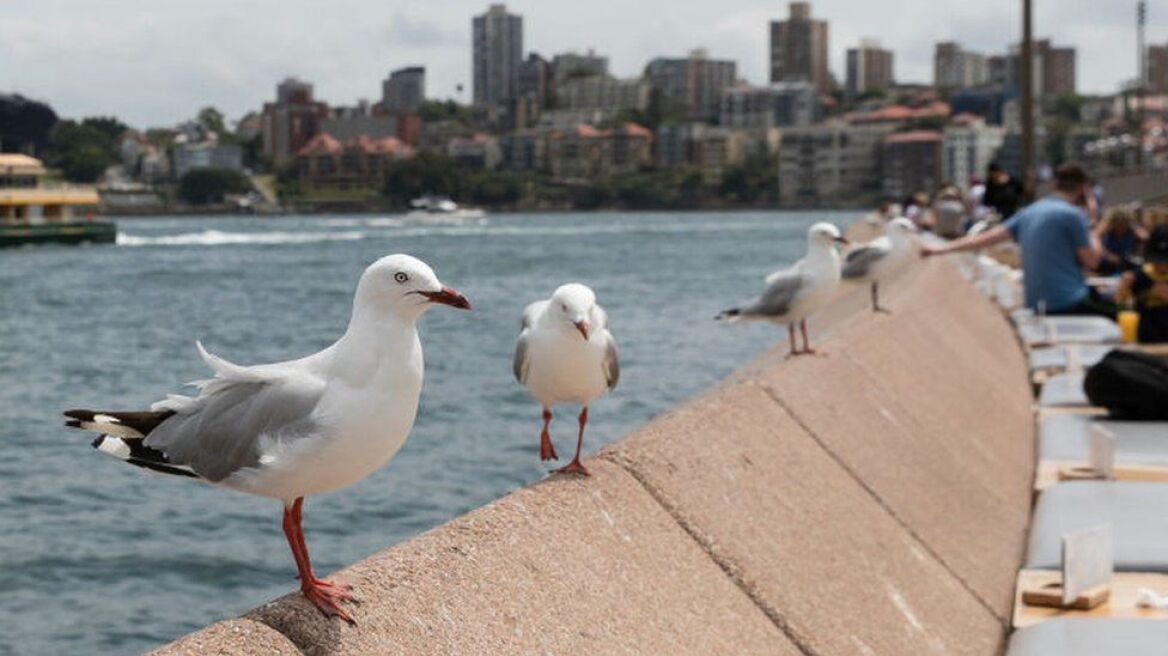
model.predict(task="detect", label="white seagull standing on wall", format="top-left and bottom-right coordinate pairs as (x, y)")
top-left (717, 222), bottom-right (848, 356)
top-left (842, 217), bottom-right (918, 313)
top-left (513, 283), bottom-right (619, 476)
top-left (64, 254), bottom-right (471, 625)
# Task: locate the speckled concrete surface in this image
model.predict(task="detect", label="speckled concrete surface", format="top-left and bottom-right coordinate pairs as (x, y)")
top-left (246, 460), bottom-right (795, 655)
top-left (148, 619), bottom-right (302, 655)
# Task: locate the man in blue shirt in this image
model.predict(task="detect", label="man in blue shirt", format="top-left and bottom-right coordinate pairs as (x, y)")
top-left (923, 163), bottom-right (1109, 315)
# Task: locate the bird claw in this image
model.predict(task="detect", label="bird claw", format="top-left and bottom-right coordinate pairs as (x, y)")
top-left (301, 579), bottom-right (359, 625)
top-left (873, 306), bottom-right (892, 314)
top-left (552, 459), bottom-right (590, 476)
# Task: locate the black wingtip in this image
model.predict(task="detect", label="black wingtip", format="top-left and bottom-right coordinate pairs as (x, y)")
top-left (91, 435), bottom-right (106, 449)
top-left (65, 419), bottom-right (82, 429)
top-left (64, 409), bottom-right (95, 421)
top-left (715, 309), bottom-right (740, 321)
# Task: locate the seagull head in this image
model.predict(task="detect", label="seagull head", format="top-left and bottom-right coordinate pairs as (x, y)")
top-left (883, 219), bottom-right (920, 247)
top-left (550, 283), bottom-right (596, 340)
top-left (356, 254), bottom-right (471, 319)
top-left (808, 222), bottom-right (848, 248)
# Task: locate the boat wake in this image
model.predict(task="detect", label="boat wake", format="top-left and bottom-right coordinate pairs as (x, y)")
top-left (117, 230), bottom-right (368, 247)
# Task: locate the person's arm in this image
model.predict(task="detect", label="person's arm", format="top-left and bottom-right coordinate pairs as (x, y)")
top-left (921, 225), bottom-right (1012, 257)
top-left (1075, 215), bottom-right (1103, 271)
top-left (1115, 272), bottom-right (1136, 306)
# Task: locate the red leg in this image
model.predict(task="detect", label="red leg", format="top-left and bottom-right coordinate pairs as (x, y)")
top-left (539, 406), bottom-right (558, 461)
top-left (282, 498), bottom-right (356, 624)
top-left (799, 319), bottom-right (825, 356)
top-left (553, 407), bottom-right (590, 476)
top-left (787, 323), bottom-right (800, 356)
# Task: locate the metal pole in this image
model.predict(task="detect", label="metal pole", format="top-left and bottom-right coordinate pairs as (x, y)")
top-left (1137, 1), bottom-right (1147, 171)
top-left (1021, 0), bottom-right (1035, 196)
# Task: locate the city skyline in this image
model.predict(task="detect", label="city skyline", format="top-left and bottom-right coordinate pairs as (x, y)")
top-left (1, 0), bottom-right (1160, 128)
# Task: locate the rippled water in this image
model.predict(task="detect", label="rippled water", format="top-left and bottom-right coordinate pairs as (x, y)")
top-left (0, 210), bottom-right (850, 655)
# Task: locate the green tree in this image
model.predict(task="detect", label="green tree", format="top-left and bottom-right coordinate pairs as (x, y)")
top-left (197, 106), bottom-right (227, 135)
top-left (48, 121), bottom-right (118, 182)
top-left (382, 153), bottom-right (460, 205)
top-left (178, 167), bottom-right (250, 205)
top-left (0, 94), bottom-right (58, 155)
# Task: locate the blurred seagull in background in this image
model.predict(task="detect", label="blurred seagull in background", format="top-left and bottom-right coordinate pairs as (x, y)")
top-left (513, 283), bottom-right (619, 476)
top-left (842, 217), bottom-right (918, 313)
top-left (64, 254), bottom-right (470, 624)
top-left (717, 222), bottom-right (847, 356)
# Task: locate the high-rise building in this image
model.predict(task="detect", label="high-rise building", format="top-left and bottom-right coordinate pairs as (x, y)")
top-left (517, 53), bottom-right (552, 105)
top-left (645, 49), bottom-right (737, 122)
top-left (1039, 41), bottom-right (1076, 96)
top-left (1150, 42), bottom-right (1168, 93)
top-left (381, 66), bottom-right (425, 112)
top-left (261, 77), bottom-right (329, 165)
top-left (934, 42), bottom-right (988, 89)
top-left (996, 39), bottom-right (1075, 97)
top-left (472, 4), bottom-right (523, 106)
top-left (720, 82), bottom-right (819, 128)
top-left (778, 122), bottom-right (894, 206)
top-left (942, 115), bottom-right (1005, 187)
top-left (846, 39), bottom-right (894, 97)
top-left (769, 2), bottom-right (831, 94)
top-left (551, 50), bottom-right (609, 87)
top-left (882, 131), bottom-right (942, 199)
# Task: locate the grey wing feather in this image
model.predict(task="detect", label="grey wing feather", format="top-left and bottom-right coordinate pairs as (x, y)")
top-left (513, 330), bottom-right (531, 384)
top-left (841, 245), bottom-right (889, 279)
top-left (145, 372), bottom-right (324, 481)
top-left (743, 271), bottom-right (804, 318)
top-left (602, 333), bottom-right (620, 390)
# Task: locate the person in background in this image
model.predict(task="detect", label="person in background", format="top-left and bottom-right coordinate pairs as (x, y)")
top-left (1094, 206), bottom-right (1146, 275)
top-left (904, 192), bottom-right (935, 231)
top-left (1116, 224), bottom-right (1168, 342)
top-left (922, 162), bottom-right (1110, 316)
top-left (932, 185), bottom-right (969, 238)
top-left (982, 162), bottom-right (1025, 220)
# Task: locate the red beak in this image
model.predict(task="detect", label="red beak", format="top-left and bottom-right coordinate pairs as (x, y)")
top-left (834, 236), bottom-right (849, 245)
top-left (574, 320), bottom-right (590, 340)
top-left (421, 286), bottom-right (471, 310)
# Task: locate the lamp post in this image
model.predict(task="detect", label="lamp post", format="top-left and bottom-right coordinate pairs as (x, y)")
top-left (1021, 0), bottom-right (1035, 197)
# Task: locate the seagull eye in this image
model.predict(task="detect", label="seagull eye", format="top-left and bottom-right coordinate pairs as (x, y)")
top-left (561, 303), bottom-right (568, 312)
top-left (394, 272), bottom-right (409, 284)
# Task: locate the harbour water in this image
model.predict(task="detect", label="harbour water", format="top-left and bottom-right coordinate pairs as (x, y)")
top-left (0, 210), bottom-right (850, 655)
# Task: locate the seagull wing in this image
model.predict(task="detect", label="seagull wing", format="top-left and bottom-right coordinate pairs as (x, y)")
top-left (743, 269), bottom-right (806, 319)
top-left (144, 345), bottom-right (327, 482)
top-left (841, 239), bottom-right (891, 279)
top-left (513, 300), bottom-right (547, 384)
top-left (602, 332), bottom-right (620, 390)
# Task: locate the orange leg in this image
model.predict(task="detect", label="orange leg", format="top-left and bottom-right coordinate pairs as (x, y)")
top-left (283, 497), bottom-right (356, 624)
top-left (553, 407), bottom-right (590, 476)
top-left (539, 406), bottom-right (558, 461)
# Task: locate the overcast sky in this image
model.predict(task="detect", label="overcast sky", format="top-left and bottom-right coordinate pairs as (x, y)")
top-left (1, 0), bottom-right (1160, 128)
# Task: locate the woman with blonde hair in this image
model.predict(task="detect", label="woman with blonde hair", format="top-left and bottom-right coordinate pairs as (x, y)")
top-left (1094, 206), bottom-right (1146, 274)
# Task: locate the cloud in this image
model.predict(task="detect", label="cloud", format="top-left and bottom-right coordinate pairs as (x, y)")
top-left (385, 13), bottom-right (462, 48)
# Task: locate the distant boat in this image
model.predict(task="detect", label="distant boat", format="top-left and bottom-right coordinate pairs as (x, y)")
top-left (407, 195), bottom-right (486, 220)
top-left (0, 154), bottom-right (114, 247)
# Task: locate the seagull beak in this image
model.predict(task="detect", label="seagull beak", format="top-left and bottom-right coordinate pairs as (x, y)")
top-left (573, 319), bottom-right (590, 340)
top-left (421, 286), bottom-right (471, 310)
top-left (834, 236), bottom-right (849, 245)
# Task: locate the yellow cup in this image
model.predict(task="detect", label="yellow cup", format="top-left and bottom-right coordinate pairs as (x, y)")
top-left (1118, 310), bottom-right (1140, 344)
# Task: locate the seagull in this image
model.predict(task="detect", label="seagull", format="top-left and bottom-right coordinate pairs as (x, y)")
top-left (63, 254), bottom-right (470, 624)
top-left (513, 283), bottom-right (619, 476)
top-left (841, 217), bottom-right (918, 313)
top-left (717, 222), bottom-right (847, 356)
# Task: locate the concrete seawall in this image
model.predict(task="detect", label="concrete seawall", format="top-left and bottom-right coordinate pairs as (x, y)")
top-left (153, 251), bottom-right (1035, 655)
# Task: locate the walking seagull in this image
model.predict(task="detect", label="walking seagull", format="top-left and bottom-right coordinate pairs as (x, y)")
top-left (513, 283), bottom-right (619, 476)
top-left (717, 222), bottom-right (847, 356)
top-left (64, 254), bottom-right (470, 624)
top-left (842, 217), bottom-right (918, 313)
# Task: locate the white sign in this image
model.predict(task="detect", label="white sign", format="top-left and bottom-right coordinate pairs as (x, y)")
top-left (1062, 523), bottom-right (1113, 605)
top-left (1088, 424), bottom-right (1117, 479)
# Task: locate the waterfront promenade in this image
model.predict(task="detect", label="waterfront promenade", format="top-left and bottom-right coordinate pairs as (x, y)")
top-left (152, 233), bottom-right (1036, 654)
